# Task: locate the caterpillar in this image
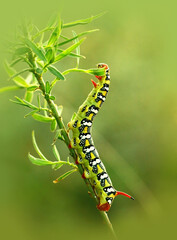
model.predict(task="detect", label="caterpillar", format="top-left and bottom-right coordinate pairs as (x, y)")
top-left (68, 63), bottom-right (134, 212)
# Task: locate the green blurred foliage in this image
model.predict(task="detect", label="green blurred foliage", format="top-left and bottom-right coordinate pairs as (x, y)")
top-left (0, 1), bottom-right (177, 240)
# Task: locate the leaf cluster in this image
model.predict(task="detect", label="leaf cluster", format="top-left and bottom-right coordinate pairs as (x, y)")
top-left (29, 131), bottom-right (78, 182)
top-left (1, 13), bottom-right (105, 182)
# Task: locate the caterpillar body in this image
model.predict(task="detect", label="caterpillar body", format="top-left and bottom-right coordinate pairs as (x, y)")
top-left (68, 63), bottom-right (134, 212)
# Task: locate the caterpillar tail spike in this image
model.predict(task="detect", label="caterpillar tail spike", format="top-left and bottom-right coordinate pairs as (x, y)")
top-left (115, 191), bottom-right (135, 200)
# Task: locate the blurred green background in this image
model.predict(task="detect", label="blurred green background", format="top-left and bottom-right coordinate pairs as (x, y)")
top-left (0, 1), bottom-right (176, 239)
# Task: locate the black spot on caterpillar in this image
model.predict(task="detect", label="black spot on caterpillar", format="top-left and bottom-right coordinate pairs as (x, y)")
top-left (68, 63), bottom-right (134, 211)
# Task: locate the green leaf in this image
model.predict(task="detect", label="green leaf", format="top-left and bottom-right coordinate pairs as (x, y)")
top-left (32, 113), bottom-right (54, 122)
top-left (32, 130), bottom-right (48, 160)
top-left (55, 38), bottom-right (85, 62)
top-left (50, 119), bottom-right (57, 132)
top-left (0, 85), bottom-right (21, 93)
top-left (24, 110), bottom-right (38, 118)
top-left (37, 94), bottom-right (41, 108)
top-left (53, 169), bottom-right (77, 183)
top-left (10, 58), bottom-right (22, 67)
top-left (36, 68), bottom-right (43, 74)
top-left (4, 61), bottom-right (29, 87)
top-left (11, 96), bottom-right (38, 110)
top-left (48, 18), bottom-right (61, 46)
top-left (52, 162), bottom-right (65, 170)
top-left (45, 47), bottom-right (55, 63)
top-left (53, 129), bottom-right (64, 142)
top-left (15, 96), bottom-right (38, 109)
top-left (63, 12), bottom-right (105, 28)
top-left (9, 69), bottom-right (31, 82)
top-left (28, 153), bottom-right (54, 166)
top-left (62, 67), bottom-right (105, 76)
top-left (45, 81), bottom-right (51, 94)
top-left (58, 29), bottom-right (99, 47)
top-left (57, 105), bottom-right (63, 116)
top-left (72, 31), bottom-right (80, 68)
top-left (26, 73), bottom-right (35, 85)
top-left (57, 49), bottom-right (85, 59)
top-left (47, 14), bottom-right (59, 28)
top-left (48, 65), bottom-right (65, 80)
top-left (49, 95), bottom-right (55, 100)
top-left (24, 90), bottom-right (33, 103)
top-left (25, 39), bottom-right (47, 62)
top-left (14, 47), bottom-right (30, 56)
top-left (71, 112), bottom-right (77, 121)
top-left (52, 145), bottom-right (61, 161)
top-left (27, 85), bottom-right (38, 91)
top-left (87, 68), bottom-right (105, 76)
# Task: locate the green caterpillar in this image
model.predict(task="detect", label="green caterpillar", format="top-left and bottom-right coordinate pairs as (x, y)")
top-left (68, 63), bottom-right (134, 211)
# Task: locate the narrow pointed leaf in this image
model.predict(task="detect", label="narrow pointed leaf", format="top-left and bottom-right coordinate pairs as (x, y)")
top-left (72, 31), bottom-right (80, 68)
top-left (63, 12), bottom-right (105, 28)
top-left (14, 47), bottom-right (30, 56)
top-left (57, 49), bottom-right (85, 58)
top-left (24, 110), bottom-right (38, 118)
top-left (32, 131), bottom-right (48, 160)
top-left (49, 95), bottom-right (55, 100)
top-left (57, 105), bottom-right (63, 116)
top-left (48, 65), bottom-right (65, 80)
top-left (55, 38), bottom-right (85, 62)
top-left (15, 96), bottom-right (38, 110)
top-left (87, 68), bottom-right (105, 76)
top-left (71, 112), bottom-right (77, 121)
top-left (62, 67), bottom-right (105, 76)
top-left (37, 94), bottom-right (41, 108)
top-left (53, 169), bottom-right (77, 183)
top-left (47, 14), bottom-right (59, 28)
top-left (48, 18), bottom-right (61, 46)
top-left (45, 81), bottom-right (51, 94)
top-left (10, 58), bottom-right (22, 67)
top-left (27, 85), bottom-right (39, 91)
top-left (28, 153), bottom-right (54, 166)
top-left (0, 85), bottom-right (21, 93)
top-left (9, 69), bottom-right (31, 82)
top-left (52, 162), bottom-right (65, 170)
top-left (4, 61), bottom-right (29, 87)
top-left (50, 119), bottom-right (57, 132)
top-left (45, 47), bottom-right (55, 63)
top-left (52, 145), bottom-right (61, 161)
top-left (24, 90), bottom-right (33, 103)
top-left (32, 113), bottom-right (54, 122)
top-left (25, 39), bottom-right (47, 62)
top-left (58, 29), bottom-right (99, 46)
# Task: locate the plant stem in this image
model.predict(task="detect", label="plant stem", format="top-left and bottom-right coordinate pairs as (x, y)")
top-left (34, 72), bottom-right (117, 239)
top-left (100, 212), bottom-right (117, 239)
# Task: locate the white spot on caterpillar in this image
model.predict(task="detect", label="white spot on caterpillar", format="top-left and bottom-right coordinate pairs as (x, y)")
top-left (91, 108), bottom-right (98, 114)
top-left (83, 121), bottom-right (92, 126)
top-left (100, 173), bottom-right (108, 180)
top-left (80, 134), bottom-right (91, 140)
top-left (99, 95), bottom-right (106, 101)
top-left (84, 146), bottom-right (95, 153)
top-left (108, 199), bottom-right (112, 205)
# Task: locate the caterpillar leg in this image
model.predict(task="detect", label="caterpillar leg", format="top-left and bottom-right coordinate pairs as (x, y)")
top-left (82, 168), bottom-right (96, 179)
top-left (67, 121), bottom-right (74, 130)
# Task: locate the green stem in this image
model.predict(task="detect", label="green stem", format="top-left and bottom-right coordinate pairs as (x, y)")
top-left (101, 212), bottom-right (117, 239)
top-left (34, 72), bottom-right (116, 239)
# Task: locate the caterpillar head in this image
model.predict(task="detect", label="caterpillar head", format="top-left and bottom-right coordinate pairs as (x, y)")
top-left (95, 63), bottom-right (109, 80)
top-left (97, 63), bottom-right (109, 70)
